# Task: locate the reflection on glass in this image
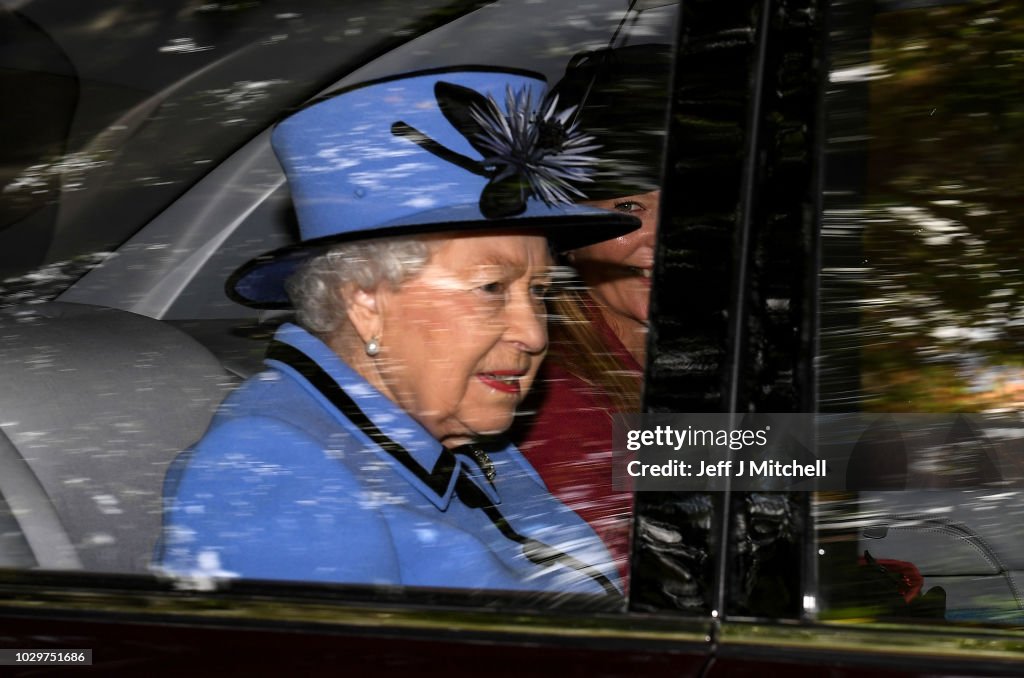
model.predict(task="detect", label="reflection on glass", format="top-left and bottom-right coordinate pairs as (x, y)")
top-left (818, 1), bottom-right (1024, 626)
top-left (513, 43), bottom-right (670, 589)
top-left (0, 0), bottom-right (678, 616)
top-left (155, 69), bottom-right (632, 597)
top-left (0, 0), bottom-right (482, 304)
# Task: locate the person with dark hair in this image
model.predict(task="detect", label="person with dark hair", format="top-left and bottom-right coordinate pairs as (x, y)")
top-left (156, 68), bottom-right (640, 595)
top-left (514, 45), bottom-right (673, 581)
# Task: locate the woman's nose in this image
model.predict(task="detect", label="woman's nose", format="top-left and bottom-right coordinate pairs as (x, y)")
top-left (504, 294), bottom-right (547, 354)
top-left (638, 219), bottom-right (658, 248)
top-left (639, 190), bottom-right (661, 245)
top-left (639, 215), bottom-right (657, 245)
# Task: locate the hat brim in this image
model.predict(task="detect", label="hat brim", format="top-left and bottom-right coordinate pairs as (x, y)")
top-left (227, 201), bottom-right (640, 308)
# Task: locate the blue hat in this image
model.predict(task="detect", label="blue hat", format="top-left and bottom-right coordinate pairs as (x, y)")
top-left (229, 67), bottom-right (641, 307)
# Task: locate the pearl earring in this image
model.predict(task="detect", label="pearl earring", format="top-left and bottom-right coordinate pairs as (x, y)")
top-left (365, 336), bottom-right (380, 357)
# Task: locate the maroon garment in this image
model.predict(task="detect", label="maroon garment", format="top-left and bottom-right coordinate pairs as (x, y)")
top-left (514, 301), bottom-right (642, 582)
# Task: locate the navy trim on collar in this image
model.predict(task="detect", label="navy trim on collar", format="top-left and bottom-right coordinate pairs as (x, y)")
top-left (267, 340), bottom-right (460, 507)
top-left (267, 336), bottom-right (620, 597)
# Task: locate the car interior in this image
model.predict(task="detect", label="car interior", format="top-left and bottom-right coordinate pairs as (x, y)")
top-left (0, 0), bottom-right (681, 579)
top-left (3, 0), bottom-right (1024, 639)
top-left (0, 301), bottom-right (236, 573)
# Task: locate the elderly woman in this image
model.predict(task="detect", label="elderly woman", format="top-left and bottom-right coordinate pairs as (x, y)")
top-left (155, 68), bottom-right (638, 595)
top-left (513, 45), bottom-right (672, 581)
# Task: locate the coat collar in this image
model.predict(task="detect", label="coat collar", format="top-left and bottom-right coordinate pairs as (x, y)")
top-left (265, 324), bottom-right (503, 510)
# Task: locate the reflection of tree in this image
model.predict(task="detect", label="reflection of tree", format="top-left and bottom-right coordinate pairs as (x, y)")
top-left (860, 2), bottom-right (1024, 412)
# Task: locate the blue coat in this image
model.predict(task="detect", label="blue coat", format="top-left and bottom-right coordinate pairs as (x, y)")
top-left (156, 324), bottom-right (622, 596)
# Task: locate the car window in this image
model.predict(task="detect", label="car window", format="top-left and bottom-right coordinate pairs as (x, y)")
top-left (11, 1), bottom-right (1024, 670)
top-left (817, 0), bottom-right (1024, 625)
top-left (0, 0), bottom-right (682, 619)
top-left (0, 0), bottom-right (487, 306)
top-left (626, 0), bottom-right (822, 621)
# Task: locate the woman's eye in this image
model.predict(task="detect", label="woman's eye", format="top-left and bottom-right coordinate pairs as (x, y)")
top-left (477, 281), bottom-right (507, 297)
top-left (530, 284), bottom-right (553, 302)
top-left (614, 201), bottom-right (643, 213)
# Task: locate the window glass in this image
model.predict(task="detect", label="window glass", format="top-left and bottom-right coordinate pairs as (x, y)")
top-left (817, 0), bottom-right (1024, 625)
top-left (0, 0), bottom-right (678, 615)
top-left (0, 0), bottom-right (478, 305)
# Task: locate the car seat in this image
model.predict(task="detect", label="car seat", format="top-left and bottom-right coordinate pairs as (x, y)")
top-left (0, 302), bottom-right (236, 573)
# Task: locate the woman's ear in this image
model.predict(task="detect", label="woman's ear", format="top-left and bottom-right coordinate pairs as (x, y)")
top-left (339, 284), bottom-right (382, 345)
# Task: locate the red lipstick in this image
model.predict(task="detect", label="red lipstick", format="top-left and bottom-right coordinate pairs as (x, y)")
top-left (477, 371), bottom-right (525, 394)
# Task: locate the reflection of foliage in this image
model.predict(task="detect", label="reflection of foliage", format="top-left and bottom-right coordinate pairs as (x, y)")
top-left (631, 493), bottom-right (714, 613)
top-left (728, 493), bottom-right (802, 616)
top-left (0, 252), bottom-right (112, 308)
top-left (859, 2), bottom-right (1024, 412)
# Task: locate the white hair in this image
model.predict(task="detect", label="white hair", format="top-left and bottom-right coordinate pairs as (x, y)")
top-left (286, 236), bottom-right (434, 334)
